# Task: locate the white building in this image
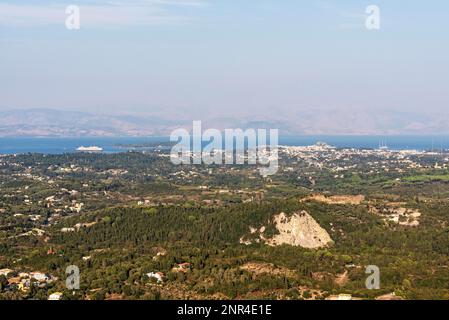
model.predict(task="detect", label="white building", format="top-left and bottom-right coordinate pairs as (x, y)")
top-left (147, 272), bottom-right (165, 283)
top-left (0, 268), bottom-right (13, 277)
top-left (48, 292), bottom-right (63, 300)
top-left (30, 272), bottom-right (49, 282)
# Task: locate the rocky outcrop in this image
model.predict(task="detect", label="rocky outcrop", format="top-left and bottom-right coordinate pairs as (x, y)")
top-left (302, 194), bottom-right (365, 205)
top-left (266, 211), bottom-right (333, 249)
top-left (369, 205), bottom-right (421, 227)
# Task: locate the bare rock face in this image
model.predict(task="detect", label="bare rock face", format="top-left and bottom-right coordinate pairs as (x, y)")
top-left (267, 211), bottom-right (333, 249)
top-left (302, 194), bottom-right (365, 205)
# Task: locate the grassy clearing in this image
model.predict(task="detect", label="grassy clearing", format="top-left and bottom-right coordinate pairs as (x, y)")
top-left (404, 174), bottom-right (449, 182)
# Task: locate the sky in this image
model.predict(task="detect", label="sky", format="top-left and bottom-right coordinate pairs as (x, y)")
top-left (0, 0), bottom-right (448, 120)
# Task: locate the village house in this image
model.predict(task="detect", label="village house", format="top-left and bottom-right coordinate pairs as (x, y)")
top-left (48, 292), bottom-right (63, 300)
top-left (18, 279), bottom-right (30, 292)
top-left (30, 271), bottom-right (50, 282)
top-left (7, 276), bottom-right (21, 287)
top-left (0, 268), bottom-right (13, 277)
top-left (69, 202), bottom-right (84, 213)
top-left (147, 272), bottom-right (165, 283)
top-left (326, 294), bottom-right (353, 301)
top-left (152, 247), bottom-right (168, 261)
top-left (172, 263), bottom-right (191, 273)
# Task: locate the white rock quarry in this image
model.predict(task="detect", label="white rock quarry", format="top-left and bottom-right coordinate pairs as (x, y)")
top-left (267, 211), bottom-right (333, 249)
top-left (369, 205), bottom-right (421, 227)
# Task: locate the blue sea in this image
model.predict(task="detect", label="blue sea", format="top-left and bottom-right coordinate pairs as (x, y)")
top-left (0, 136), bottom-right (448, 155)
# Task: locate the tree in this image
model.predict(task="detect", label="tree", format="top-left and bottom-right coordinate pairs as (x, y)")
top-left (0, 275), bottom-right (8, 291)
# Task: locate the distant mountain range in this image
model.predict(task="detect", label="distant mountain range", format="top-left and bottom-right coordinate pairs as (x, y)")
top-left (0, 109), bottom-right (183, 137)
top-left (1, 108), bottom-right (449, 137)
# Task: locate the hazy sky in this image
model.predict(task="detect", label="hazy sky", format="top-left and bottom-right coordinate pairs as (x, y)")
top-left (1, 0), bottom-right (448, 119)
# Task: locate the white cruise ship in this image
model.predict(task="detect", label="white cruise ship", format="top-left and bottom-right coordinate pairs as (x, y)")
top-left (76, 146), bottom-right (103, 152)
